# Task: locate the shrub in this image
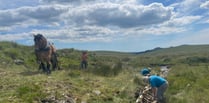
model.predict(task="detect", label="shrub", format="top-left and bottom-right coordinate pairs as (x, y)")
top-left (90, 61), bottom-right (123, 77)
top-left (112, 61), bottom-right (123, 76)
top-left (4, 49), bottom-right (20, 59)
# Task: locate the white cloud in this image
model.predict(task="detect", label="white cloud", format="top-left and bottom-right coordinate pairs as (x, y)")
top-left (39, 0), bottom-right (95, 5)
top-left (199, 1), bottom-right (209, 24)
top-left (0, 10), bottom-right (27, 26)
top-left (0, 0), bottom-right (38, 9)
top-left (0, 2), bottom-right (173, 29)
top-left (123, 25), bottom-right (186, 37)
top-left (180, 0), bottom-right (201, 11)
top-left (0, 27), bottom-right (11, 31)
top-left (39, 0), bottom-right (139, 4)
top-left (0, 5), bottom-right (69, 28)
top-left (161, 16), bottom-right (202, 27)
top-left (171, 0), bottom-right (201, 16)
top-left (0, 0), bottom-right (206, 46)
top-left (31, 25), bottom-right (117, 42)
top-left (0, 33), bottom-right (32, 41)
top-left (65, 3), bottom-right (173, 28)
top-left (105, 0), bottom-right (138, 4)
top-left (200, 1), bottom-right (209, 9)
top-left (19, 5), bottom-right (68, 24)
top-left (143, 27), bottom-right (186, 35)
top-left (0, 1), bottom-right (192, 43)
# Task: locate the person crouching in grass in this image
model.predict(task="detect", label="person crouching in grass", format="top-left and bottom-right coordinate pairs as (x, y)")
top-left (142, 75), bottom-right (168, 103)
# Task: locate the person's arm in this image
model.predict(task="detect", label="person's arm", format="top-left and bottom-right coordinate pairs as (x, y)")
top-left (152, 87), bottom-right (158, 100)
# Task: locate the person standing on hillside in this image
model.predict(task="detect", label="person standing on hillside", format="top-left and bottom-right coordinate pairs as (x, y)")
top-left (81, 51), bottom-right (88, 69)
top-left (142, 75), bottom-right (168, 103)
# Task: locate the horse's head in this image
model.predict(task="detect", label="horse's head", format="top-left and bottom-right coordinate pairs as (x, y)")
top-left (33, 34), bottom-right (47, 50)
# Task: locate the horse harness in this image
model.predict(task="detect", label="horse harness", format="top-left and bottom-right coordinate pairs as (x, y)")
top-left (35, 42), bottom-right (51, 52)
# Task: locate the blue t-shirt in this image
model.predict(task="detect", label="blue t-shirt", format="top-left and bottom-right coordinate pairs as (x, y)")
top-left (149, 75), bottom-right (166, 87)
top-left (141, 68), bottom-right (151, 76)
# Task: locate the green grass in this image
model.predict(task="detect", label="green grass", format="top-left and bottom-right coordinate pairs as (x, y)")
top-left (1, 42), bottom-right (209, 103)
top-left (0, 66), bottom-right (140, 103)
top-left (166, 64), bottom-right (209, 103)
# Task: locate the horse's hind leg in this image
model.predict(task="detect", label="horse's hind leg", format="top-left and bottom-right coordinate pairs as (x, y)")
top-left (51, 53), bottom-right (60, 70)
top-left (39, 63), bottom-right (42, 71)
top-left (46, 63), bottom-right (51, 74)
top-left (54, 58), bottom-right (61, 70)
top-left (51, 58), bottom-right (56, 71)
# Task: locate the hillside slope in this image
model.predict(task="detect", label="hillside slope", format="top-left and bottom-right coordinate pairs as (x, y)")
top-left (0, 42), bottom-right (209, 103)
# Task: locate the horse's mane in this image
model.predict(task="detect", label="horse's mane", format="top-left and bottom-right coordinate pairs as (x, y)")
top-left (34, 34), bottom-right (47, 50)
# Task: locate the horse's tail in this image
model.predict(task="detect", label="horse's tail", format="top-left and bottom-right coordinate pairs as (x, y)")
top-left (50, 45), bottom-right (60, 70)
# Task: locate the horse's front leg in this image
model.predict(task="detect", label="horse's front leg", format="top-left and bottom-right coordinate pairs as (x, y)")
top-left (40, 62), bottom-right (46, 73)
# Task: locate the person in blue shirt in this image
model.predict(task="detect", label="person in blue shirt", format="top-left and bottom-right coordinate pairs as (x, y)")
top-left (140, 68), bottom-right (151, 76)
top-left (143, 75), bottom-right (168, 102)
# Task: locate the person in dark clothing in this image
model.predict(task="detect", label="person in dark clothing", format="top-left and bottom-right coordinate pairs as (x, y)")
top-left (81, 51), bottom-right (88, 69)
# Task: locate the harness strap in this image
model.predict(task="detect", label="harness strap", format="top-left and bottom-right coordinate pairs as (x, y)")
top-left (35, 42), bottom-right (51, 52)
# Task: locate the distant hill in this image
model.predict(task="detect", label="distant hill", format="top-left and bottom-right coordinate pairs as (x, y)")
top-left (133, 44), bottom-right (209, 56)
top-left (1, 41), bottom-right (209, 57)
top-left (133, 47), bottom-right (162, 54)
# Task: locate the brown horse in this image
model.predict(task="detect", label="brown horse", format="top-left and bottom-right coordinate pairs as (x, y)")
top-left (33, 34), bottom-right (59, 74)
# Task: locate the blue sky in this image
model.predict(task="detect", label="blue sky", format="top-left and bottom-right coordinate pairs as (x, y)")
top-left (0, 0), bottom-right (209, 52)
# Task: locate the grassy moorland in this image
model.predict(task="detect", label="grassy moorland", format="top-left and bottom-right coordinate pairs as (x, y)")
top-left (0, 41), bottom-right (209, 103)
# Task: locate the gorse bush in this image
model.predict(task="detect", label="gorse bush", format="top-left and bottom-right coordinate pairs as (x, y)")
top-left (92, 62), bottom-right (112, 76)
top-left (112, 61), bottom-right (123, 76)
top-left (89, 61), bottom-right (123, 77)
top-left (4, 49), bottom-right (20, 59)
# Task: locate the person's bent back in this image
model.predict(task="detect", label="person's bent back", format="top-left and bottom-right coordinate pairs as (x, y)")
top-left (143, 75), bottom-right (168, 103)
